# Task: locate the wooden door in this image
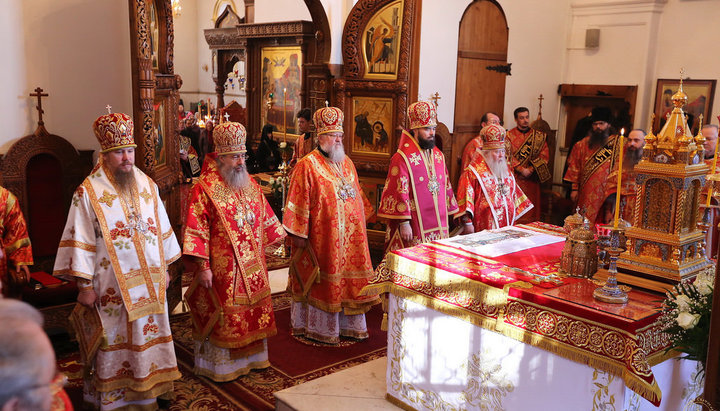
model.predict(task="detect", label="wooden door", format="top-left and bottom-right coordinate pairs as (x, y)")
top-left (451, 0), bottom-right (508, 185)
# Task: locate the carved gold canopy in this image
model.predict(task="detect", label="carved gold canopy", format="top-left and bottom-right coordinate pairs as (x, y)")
top-left (617, 78), bottom-right (711, 291)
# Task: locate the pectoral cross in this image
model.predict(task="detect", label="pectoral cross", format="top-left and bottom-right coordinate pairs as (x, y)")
top-left (30, 87), bottom-right (48, 126)
top-left (496, 178), bottom-right (509, 197)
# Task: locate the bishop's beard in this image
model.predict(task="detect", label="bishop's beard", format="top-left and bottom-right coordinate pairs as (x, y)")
top-left (217, 159), bottom-right (250, 190)
top-left (321, 141), bottom-right (346, 163)
top-left (480, 151), bottom-right (510, 180)
top-left (113, 167), bottom-right (136, 195)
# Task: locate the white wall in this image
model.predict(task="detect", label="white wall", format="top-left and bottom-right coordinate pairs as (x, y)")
top-left (417, 0), bottom-right (571, 131)
top-left (9, 0), bottom-right (132, 153)
top-left (0, 0), bottom-right (27, 153)
top-left (654, 0), bottom-right (720, 125)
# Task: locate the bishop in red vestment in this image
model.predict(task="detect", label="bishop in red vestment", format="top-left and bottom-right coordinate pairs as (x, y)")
top-left (460, 112), bottom-right (501, 171)
top-left (506, 107), bottom-right (550, 223)
top-left (0, 186), bottom-right (33, 297)
top-left (184, 122), bottom-right (286, 381)
top-left (378, 101), bottom-right (459, 253)
top-left (457, 124), bottom-right (533, 232)
top-left (283, 106), bottom-right (379, 344)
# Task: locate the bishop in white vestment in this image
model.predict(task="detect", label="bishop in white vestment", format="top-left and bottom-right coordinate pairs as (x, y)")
top-left (54, 112), bottom-right (182, 410)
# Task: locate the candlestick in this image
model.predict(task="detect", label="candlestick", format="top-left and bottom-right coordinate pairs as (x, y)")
top-left (613, 128), bottom-right (625, 228)
top-left (283, 87), bottom-right (287, 143)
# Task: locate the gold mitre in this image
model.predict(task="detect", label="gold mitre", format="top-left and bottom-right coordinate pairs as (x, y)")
top-left (93, 112), bottom-right (136, 153)
top-left (213, 122), bottom-right (247, 155)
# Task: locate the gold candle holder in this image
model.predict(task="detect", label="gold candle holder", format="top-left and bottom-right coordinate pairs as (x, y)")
top-left (272, 144), bottom-right (295, 258)
top-left (593, 223), bottom-right (630, 304)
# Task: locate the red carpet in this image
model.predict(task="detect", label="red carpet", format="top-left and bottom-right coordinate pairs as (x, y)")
top-left (57, 292), bottom-right (386, 410)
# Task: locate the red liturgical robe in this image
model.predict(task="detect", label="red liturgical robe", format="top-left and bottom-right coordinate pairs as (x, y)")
top-left (506, 127), bottom-right (550, 223)
top-left (183, 154), bottom-right (286, 350)
top-left (456, 156), bottom-right (533, 231)
top-left (564, 135), bottom-right (621, 224)
top-left (378, 130), bottom-right (459, 252)
top-left (0, 186), bottom-right (33, 294)
top-left (283, 150), bottom-right (379, 314)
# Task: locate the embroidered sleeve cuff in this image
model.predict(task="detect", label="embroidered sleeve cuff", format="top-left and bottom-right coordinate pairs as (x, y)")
top-left (196, 258), bottom-right (210, 270)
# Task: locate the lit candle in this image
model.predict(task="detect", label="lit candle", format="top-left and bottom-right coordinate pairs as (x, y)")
top-left (613, 128), bottom-right (625, 228)
top-left (283, 87), bottom-right (287, 144)
top-left (706, 135), bottom-right (720, 207)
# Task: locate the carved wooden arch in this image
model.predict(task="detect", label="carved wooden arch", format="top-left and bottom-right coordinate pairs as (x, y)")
top-left (0, 125), bottom-right (93, 233)
top-left (302, 0), bottom-right (331, 63)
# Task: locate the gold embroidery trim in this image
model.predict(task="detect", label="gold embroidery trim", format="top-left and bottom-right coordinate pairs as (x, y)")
top-left (58, 239), bottom-right (97, 252)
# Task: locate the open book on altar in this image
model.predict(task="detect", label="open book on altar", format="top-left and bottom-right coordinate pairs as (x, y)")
top-left (435, 226), bottom-right (564, 258)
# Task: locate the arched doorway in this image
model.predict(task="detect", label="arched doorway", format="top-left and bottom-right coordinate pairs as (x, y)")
top-left (451, 0), bottom-right (509, 184)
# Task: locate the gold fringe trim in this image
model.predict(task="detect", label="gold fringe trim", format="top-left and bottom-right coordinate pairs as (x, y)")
top-left (123, 381), bottom-right (174, 401)
top-left (193, 359), bottom-right (270, 383)
top-left (94, 368), bottom-right (181, 395)
top-left (381, 252), bottom-right (511, 308)
top-left (385, 392), bottom-right (418, 411)
top-left (497, 324), bottom-right (662, 404)
top-left (381, 286), bottom-right (501, 331)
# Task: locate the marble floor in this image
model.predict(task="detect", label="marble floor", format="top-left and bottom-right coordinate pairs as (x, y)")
top-left (275, 358), bottom-right (399, 411)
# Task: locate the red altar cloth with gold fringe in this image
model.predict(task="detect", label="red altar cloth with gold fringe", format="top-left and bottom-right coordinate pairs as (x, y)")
top-left (363, 222), bottom-right (672, 406)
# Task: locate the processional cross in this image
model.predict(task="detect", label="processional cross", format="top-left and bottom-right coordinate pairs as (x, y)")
top-left (537, 94), bottom-right (544, 116)
top-left (430, 92), bottom-right (441, 108)
top-left (30, 87), bottom-right (49, 126)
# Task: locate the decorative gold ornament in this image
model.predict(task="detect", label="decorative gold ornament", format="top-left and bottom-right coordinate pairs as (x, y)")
top-left (609, 72), bottom-right (712, 292)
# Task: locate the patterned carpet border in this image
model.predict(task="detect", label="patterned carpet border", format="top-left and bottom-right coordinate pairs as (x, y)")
top-left (56, 292), bottom-right (387, 410)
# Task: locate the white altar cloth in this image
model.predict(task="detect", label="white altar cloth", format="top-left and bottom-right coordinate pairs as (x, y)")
top-left (386, 295), bottom-right (703, 411)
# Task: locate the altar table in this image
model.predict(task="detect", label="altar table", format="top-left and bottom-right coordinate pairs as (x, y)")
top-left (363, 223), bottom-right (703, 410)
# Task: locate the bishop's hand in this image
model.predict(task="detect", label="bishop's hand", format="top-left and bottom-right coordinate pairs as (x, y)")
top-left (399, 221), bottom-right (412, 243)
top-left (78, 289), bottom-right (98, 307)
top-left (198, 269), bottom-right (213, 289)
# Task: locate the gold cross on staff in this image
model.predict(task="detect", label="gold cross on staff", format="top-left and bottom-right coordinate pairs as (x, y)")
top-left (29, 87), bottom-right (49, 126)
top-left (537, 94), bottom-right (544, 116)
top-left (430, 92), bottom-right (441, 107)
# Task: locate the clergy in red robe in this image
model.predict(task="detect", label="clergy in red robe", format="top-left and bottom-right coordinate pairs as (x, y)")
top-left (563, 107), bottom-right (621, 224)
top-left (378, 100), bottom-right (459, 252)
top-left (0, 186), bottom-right (33, 296)
top-left (184, 122), bottom-right (286, 381)
top-left (460, 112), bottom-right (501, 171)
top-left (603, 129), bottom-right (645, 224)
top-left (456, 124), bottom-right (533, 232)
top-left (289, 108), bottom-right (314, 167)
top-left (506, 107), bottom-right (550, 223)
top-left (283, 106), bottom-right (379, 344)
